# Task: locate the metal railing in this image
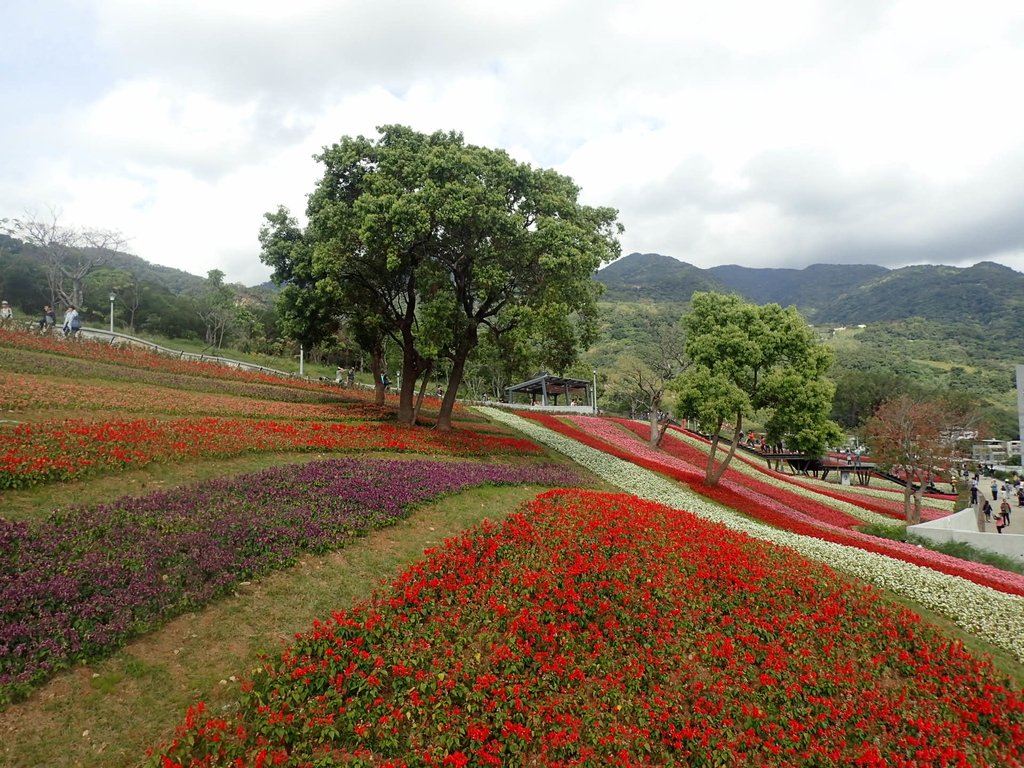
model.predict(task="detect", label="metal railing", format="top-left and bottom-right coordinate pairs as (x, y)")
top-left (78, 327), bottom-right (297, 379)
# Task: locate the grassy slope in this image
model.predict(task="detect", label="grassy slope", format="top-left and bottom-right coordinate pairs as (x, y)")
top-left (1, 336), bottom-right (1022, 766)
top-left (0, 338), bottom-right (602, 767)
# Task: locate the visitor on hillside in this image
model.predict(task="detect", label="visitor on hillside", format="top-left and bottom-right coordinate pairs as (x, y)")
top-left (0, 300), bottom-right (12, 329)
top-left (970, 482), bottom-right (979, 506)
top-left (336, 366), bottom-right (344, 384)
top-left (39, 304), bottom-right (56, 334)
top-left (347, 367), bottom-right (355, 387)
top-left (991, 479), bottom-right (999, 500)
top-left (62, 305), bottom-right (81, 337)
top-left (982, 499), bottom-right (993, 522)
top-left (381, 373), bottom-right (390, 391)
top-left (997, 502), bottom-right (1010, 534)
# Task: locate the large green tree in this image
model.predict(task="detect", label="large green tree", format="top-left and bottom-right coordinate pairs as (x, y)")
top-left (260, 125), bottom-right (621, 428)
top-left (671, 292), bottom-right (842, 485)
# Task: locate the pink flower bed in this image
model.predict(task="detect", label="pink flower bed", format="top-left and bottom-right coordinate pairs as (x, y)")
top-left (672, 426), bottom-right (950, 522)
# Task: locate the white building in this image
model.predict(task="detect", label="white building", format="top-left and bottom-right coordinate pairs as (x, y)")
top-left (971, 439), bottom-right (1022, 465)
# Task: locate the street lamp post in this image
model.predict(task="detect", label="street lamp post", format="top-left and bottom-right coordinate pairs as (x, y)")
top-left (108, 292), bottom-right (116, 333)
top-left (592, 369), bottom-right (598, 415)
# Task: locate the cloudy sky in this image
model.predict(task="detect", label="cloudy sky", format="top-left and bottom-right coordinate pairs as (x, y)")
top-left (3, 0), bottom-right (1024, 285)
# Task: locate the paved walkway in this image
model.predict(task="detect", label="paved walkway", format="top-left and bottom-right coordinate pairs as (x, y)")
top-left (972, 477), bottom-right (1021, 534)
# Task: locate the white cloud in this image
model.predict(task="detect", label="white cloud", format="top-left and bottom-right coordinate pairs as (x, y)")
top-left (2, 0), bottom-right (1024, 283)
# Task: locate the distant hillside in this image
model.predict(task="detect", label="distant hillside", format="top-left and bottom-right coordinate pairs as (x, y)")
top-left (707, 263), bottom-right (889, 315)
top-left (103, 250), bottom-right (213, 294)
top-left (0, 233), bottom-right (259, 294)
top-left (591, 251), bottom-right (1024, 437)
top-left (816, 261), bottom-right (1024, 326)
top-left (596, 253), bottom-right (726, 303)
top-left (598, 252), bottom-right (1024, 331)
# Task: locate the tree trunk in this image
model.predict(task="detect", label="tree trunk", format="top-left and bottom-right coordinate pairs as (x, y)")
top-left (397, 355), bottom-right (417, 424)
top-left (412, 361), bottom-right (433, 426)
top-left (910, 469), bottom-right (928, 526)
top-left (705, 430), bottom-right (721, 483)
top-left (437, 352), bottom-right (468, 431)
top-left (437, 329), bottom-right (477, 431)
top-left (370, 351), bottom-right (385, 406)
top-left (902, 474), bottom-right (914, 523)
top-left (648, 395), bottom-right (662, 448)
top-left (707, 415), bottom-right (743, 486)
top-left (396, 314), bottom-right (428, 424)
top-left (654, 421), bottom-right (670, 448)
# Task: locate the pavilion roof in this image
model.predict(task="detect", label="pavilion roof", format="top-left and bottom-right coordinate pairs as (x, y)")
top-left (505, 372), bottom-right (590, 395)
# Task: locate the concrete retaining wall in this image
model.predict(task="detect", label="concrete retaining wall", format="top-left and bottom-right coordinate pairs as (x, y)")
top-left (908, 508), bottom-right (1024, 562)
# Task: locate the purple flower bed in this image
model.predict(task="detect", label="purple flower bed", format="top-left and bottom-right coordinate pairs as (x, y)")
top-left (0, 457), bottom-right (581, 705)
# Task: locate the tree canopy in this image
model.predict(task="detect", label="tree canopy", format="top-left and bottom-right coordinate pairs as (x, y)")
top-left (260, 125), bottom-right (622, 428)
top-left (671, 292), bottom-right (842, 485)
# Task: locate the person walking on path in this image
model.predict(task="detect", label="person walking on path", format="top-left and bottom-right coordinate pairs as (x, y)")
top-left (983, 499), bottom-right (993, 522)
top-left (39, 304), bottom-right (56, 334)
top-left (997, 501), bottom-right (1011, 533)
top-left (62, 305), bottom-right (81, 337)
top-left (991, 479), bottom-right (1000, 500)
top-left (970, 480), bottom-right (979, 506)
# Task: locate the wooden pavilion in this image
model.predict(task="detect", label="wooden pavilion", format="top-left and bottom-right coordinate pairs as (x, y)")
top-left (505, 372), bottom-right (593, 409)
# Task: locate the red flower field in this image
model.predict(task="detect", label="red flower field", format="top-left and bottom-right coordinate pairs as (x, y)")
top-left (0, 417), bottom-right (541, 489)
top-left (150, 489), bottom-right (1024, 767)
top-left (520, 412), bottom-right (1024, 597)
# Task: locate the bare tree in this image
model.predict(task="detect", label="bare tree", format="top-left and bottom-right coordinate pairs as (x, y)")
top-left (12, 207), bottom-right (127, 310)
top-left (609, 325), bottom-right (688, 447)
top-left (864, 394), bottom-right (981, 524)
top-left (195, 269), bottom-right (236, 349)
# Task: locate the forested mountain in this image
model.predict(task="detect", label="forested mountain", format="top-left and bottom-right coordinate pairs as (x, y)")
top-left (598, 252), bottom-right (1024, 338)
top-left (596, 252), bottom-right (726, 303)
top-left (0, 233), bottom-right (279, 350)
top-left (817, 261), bottom-right (1024, 326)
top-left (1, 233), bottom-right (215, 294)
top-left (594, 252), bottom-right (1024, 438)
top-left (706, 262), bottom-right (889, 315)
